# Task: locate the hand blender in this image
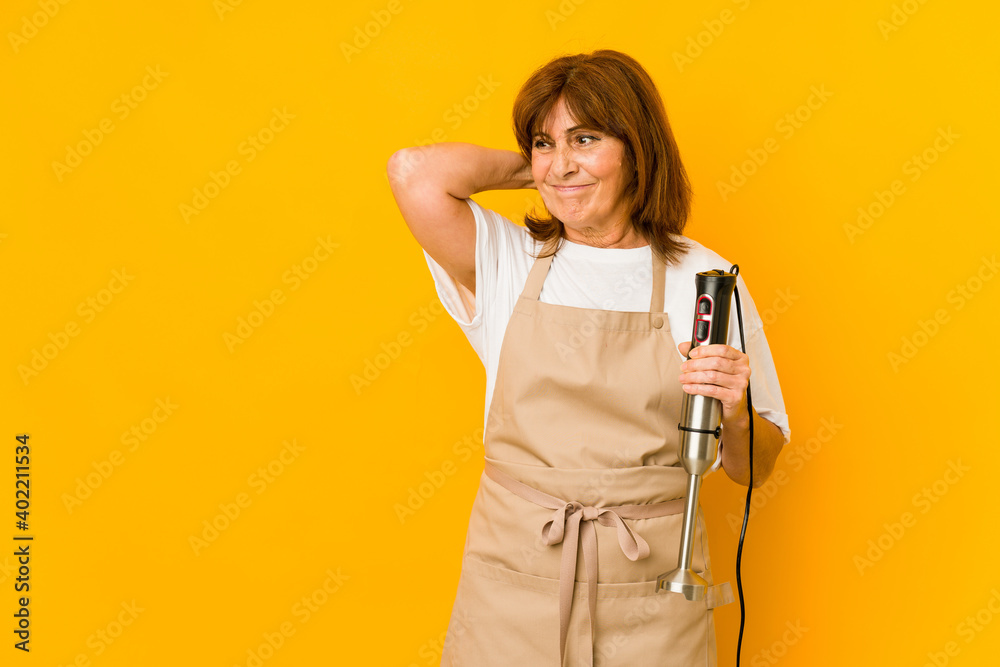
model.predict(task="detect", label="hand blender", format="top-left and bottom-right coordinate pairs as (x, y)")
top-left (656, 268), bottom-right (737, 601)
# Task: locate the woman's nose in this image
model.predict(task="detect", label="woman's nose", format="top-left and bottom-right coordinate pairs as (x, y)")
top-left (553, 142), bottom-right (577, 176)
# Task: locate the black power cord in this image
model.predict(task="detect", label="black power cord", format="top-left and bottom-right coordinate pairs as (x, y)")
top-left (729, 264), bottom-right (754, 667)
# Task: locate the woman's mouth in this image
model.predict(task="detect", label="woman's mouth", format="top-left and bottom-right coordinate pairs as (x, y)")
top-left (552, 183), bottom-right (594, 193)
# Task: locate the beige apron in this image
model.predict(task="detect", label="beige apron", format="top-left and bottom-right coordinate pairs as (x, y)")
top-left (442, 246), bottom-right (733, 666)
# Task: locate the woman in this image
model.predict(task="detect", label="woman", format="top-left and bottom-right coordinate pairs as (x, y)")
top-left (387, 50), bottom-right (789, 667)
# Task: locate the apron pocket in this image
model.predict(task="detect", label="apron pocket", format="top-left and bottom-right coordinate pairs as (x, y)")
top-left (443, 555), bottom-right (561, 665)
top-left (451, 556), bottom-right (724, 666)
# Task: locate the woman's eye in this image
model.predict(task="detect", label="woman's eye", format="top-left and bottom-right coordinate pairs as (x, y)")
top-left (532, 135), bottom-right (597, 149)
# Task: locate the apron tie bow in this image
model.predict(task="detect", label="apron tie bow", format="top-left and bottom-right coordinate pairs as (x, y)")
top-left (485, 460), bottom-right (686, 667)
top-left (542, 502), bottom-right (651, 560)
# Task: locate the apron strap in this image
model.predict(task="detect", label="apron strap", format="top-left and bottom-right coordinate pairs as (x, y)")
top-left (522, 253), bottom-right (553, 301)
top-left (650, 250), bottom-right (665, 312)
top-left (705, 581), bottom-right (735, 609)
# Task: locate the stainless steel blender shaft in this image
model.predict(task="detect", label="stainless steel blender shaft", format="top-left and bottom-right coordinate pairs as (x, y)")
top-left (656, 269), bottom-right (736, 601)
top-left (655, 392), bottom-right (720, 601)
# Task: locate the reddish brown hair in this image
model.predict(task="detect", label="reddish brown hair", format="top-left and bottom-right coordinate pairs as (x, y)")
top-left (512, 50), bottom-right (692, 264)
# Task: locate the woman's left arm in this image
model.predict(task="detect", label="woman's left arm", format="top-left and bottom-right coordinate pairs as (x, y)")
top-left (676, 341), bottom-right (785, 488)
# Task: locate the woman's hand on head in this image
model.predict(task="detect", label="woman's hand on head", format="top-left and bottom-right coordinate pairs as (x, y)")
top-left (676, 341), bottom-right (750, 422)
top-left (517, 154), bottom-right (537, 190)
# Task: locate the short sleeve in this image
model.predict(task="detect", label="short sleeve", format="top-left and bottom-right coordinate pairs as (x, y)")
top-left (730, 273), bottom-right (791, 446)
top-left (421, 197), bottom-right (525, 364)
top-left (743, 328), bottom-right (791, 444)
top-left (706, 273), bottom-right (791, 476)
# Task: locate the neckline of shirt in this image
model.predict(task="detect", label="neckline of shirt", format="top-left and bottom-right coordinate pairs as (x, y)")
top-left (551, 236), bottom-right (652, 262)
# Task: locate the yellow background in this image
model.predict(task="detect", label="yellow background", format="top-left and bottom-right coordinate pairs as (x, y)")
top-left (2, 0), bottom-right (998, 665)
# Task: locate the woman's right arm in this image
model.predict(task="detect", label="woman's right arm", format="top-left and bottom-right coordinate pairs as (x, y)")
top-left (386, 142), bottom-right (534, 296)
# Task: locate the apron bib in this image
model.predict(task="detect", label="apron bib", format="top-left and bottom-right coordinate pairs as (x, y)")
top-left (442, 246), bottom-right (732, 667)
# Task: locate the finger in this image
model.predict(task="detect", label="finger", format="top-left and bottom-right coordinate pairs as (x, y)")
top-left (680, 381), bottom-right (745, 408)
top-left (680, 382), bottom-right (740, 402)
top-left (677, 341), bottom-right (692, 357)
top-left (678, 369), bottom-right (745, 390)
top-left (688, 343), bottom-right (743, 361)
top-left (680, 356), bottom-right (743, 375)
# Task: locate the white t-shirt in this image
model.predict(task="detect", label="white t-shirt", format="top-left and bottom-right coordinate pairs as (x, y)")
top-left (422, 198), bottom-right (791, 473)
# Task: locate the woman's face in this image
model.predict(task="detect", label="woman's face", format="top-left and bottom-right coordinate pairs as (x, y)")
top-left (531, 96), bottom-right (634, 245)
